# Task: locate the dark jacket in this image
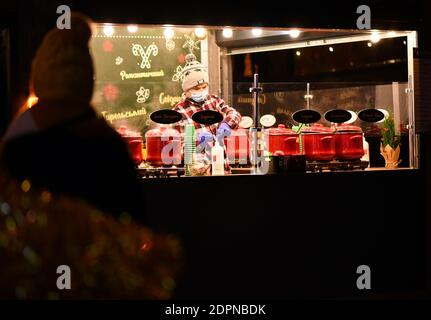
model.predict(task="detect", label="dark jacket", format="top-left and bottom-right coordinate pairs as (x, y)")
top-left (0, 102), bottom-right (145, 224)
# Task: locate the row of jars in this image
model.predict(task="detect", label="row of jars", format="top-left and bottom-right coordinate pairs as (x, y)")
top-left (119, 123), bottom-right (366, 166)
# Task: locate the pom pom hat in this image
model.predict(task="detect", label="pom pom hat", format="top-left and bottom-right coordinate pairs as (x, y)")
top-left (30, 13), bottom-right (94, 103)
top-left (181, 53), bottom-right (209, 92)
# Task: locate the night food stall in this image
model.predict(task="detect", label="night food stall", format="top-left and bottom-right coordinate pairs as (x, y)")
top-left (89, 24), bottom-right (419, 176)
top-left (87, 23), bottom-right (425, 298)
top-left (0, 0), bottom-right (429, 303)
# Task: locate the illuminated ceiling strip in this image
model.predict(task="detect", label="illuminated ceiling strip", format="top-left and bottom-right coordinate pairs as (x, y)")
top-left (226, 31), bottom-right (415, 55)
top-left (92, 35), bottom-right (183, 39)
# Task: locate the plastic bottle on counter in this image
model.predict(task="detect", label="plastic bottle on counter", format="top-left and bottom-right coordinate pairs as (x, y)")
top-left (211, 140), bottom-right (225, 176)
top-left (361, 137), bottom-right (370, 167)
top-left (184, 124), bottom-right (196, 176)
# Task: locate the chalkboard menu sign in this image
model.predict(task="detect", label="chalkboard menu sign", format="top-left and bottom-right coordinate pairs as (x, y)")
top-left (150, 109), bottom-right (183, 124)
top-left (324, 109), bottom-right (352, 123)
top-left (358, 108), bottom-right (385, 123)
top-left (192, 110), bottom-right (223, 125)
top-left (90, 25), bottom-right (203, 134)
top-left (292, 109), bottom-right (321, 124)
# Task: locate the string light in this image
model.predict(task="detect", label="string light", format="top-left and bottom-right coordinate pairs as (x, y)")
top-left (0, 167), bottom-right (181, 299)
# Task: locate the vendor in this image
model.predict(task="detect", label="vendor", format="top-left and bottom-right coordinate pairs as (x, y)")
top-left (172, 54), bottom-right (242, 168)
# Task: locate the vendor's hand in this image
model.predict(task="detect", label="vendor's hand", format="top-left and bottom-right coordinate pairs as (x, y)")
top-left (197, 131), bottom-right (214, 146)
top-left (216, 122), bottom-right (231, 143)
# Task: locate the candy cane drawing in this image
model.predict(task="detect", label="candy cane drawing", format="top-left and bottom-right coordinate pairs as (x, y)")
top-left (132, 42), bottom-right (158, 69)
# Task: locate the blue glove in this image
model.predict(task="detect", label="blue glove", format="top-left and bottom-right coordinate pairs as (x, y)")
top-left (216, 122), bottom-right (231, 143)
top-left (197, 131), bottom-right (214, 146)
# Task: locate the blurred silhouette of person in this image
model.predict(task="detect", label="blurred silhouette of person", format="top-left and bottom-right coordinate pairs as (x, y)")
top-left (0, 13), bottom-right (145, 223)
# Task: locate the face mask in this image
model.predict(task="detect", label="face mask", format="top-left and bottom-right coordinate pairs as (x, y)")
top-left (191, 90), bottom-right (208, 102)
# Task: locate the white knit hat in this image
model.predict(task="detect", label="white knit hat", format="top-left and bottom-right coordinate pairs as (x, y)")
top-left (181, 53), bottom-right (209, 92)
top-left (30, 13), bottom-right (94, 102)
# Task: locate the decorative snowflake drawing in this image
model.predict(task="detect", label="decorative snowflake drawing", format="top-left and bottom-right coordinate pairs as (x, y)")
top-left (103, 40), bottom-right (113, 52)
top-left (103, 84), bottom-right (119, 102)
top-left (115, 56), bottom-right (123, 65)
top-left (182, 33), bottom-right (200, 53)
top-left (165, 39), bottom-right (175, 51)
top-left (136, 86), bottom-right (150, 103)
top-left (172, 65), bottom-right (184, 82)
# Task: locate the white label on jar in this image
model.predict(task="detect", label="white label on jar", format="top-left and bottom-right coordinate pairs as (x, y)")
top-left (239, 116), bottom-right (254, 129)
top-left (260, 114), bottom-right (276, 127)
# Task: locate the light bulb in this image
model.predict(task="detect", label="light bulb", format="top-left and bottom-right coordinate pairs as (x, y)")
top-left (251, 28), bottom-right (263, 36)
top-left (164, 27), bottom-right (174, 39)
top-left (289, 29), bottom-right (300, 38)
top-left (222, 28), bottom-right (233, 38)
top-left (370, 32), bottom-right (380, 43)
top-left (27, 94), bottom-right (38, 109)
top-left (127, 25), bottom-right (138, 33)
top-left (103, 25), bottom-right (114, 37)
top-left (194, 27), bottom-right (206, 39)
